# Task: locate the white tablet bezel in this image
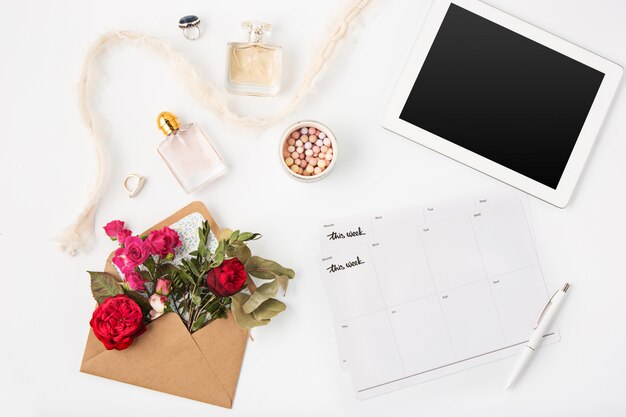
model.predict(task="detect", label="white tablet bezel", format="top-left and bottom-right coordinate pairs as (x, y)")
top-left (382, 0), bottom-right (622, 207)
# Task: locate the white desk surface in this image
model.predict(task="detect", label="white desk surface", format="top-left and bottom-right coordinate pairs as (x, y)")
top-left (1, 0), bottom-right (625, 415)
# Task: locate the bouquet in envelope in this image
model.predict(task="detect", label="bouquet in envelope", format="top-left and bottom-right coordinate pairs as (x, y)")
top-left (80, 202), bottom-right (295, 408)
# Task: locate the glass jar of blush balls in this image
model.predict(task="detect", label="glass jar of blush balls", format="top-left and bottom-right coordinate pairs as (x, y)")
top-left (279, 120), bottom-right (337, 182)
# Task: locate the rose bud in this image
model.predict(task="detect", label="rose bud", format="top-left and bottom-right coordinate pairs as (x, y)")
top-left (103, 220), bottom-right (125, 240)
top-left (148, 293), bottom-right (169, 320)
top-left (89, 295), bottom-right (146, 350)
top-left (155, 278), bottom-right (171, 296)
top-left (125, 271), bottom-right (147, 292)
top-left (205, 258), bottom-right (247, 297)
top-left (117, 228), bottom-right (132, 246)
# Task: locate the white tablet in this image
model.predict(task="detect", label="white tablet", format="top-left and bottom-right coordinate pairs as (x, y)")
top-left (383, 0), bottom-right (622, 207)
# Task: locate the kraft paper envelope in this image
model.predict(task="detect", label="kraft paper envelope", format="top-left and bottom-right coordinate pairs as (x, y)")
top-left (80, 202), bottom-right (248, 408)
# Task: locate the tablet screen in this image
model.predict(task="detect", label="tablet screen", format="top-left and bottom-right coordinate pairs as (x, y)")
top-left (400, 3), bottom-right (605, 189)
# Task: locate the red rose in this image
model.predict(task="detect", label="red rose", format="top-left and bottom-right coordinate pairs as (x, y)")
top-left (89, 295), bottom-right (146, 350)
top-left (145, 227), bottom-right (181, 258)
top-left (206, 258), bottom-right (247, 297)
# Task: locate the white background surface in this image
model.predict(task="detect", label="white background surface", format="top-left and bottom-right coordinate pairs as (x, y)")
top-left (1, 0), bottom-right (625, 416)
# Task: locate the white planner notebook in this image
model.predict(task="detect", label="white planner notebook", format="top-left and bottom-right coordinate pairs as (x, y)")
top-left (318, 194), bottom-right (558, 399)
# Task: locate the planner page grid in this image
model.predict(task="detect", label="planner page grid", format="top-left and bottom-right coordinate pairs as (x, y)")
top-left (319, 196), bottom-right (558, 398)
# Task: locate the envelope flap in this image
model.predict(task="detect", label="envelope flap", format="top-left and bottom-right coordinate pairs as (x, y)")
top-left (192, 312), bottom-right (248, 399)
top-left (81, 313), bottom-right (234, 408)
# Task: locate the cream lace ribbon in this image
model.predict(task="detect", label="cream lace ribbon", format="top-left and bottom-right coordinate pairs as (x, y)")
top-left (58, 0), bottom-right (373, 255)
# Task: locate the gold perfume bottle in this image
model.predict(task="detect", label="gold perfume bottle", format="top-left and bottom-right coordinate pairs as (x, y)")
top-left (226, 21), bottom-right (282, 96)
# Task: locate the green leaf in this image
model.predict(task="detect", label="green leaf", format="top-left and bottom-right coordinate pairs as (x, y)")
top-left (140, 270), bottom-right (152, 282)
top-left (191, 313), bottom-right (210, 333)
top-left (191, 294), bottom-right (202, 306)
top-left (231, 293), bottom-right (270, 330)
top-left (252, 298), bottom-right (286, 320)
top-left (211, 250), bottom-right (225, 268)
top-left (242, 279), bottom-right (279, 314)
top-left (245, 256), bottom-right (295, 280)
top-left (124, 290), bottom-right (152, 316)
top-left (180, 270), bottom-right (194, 285)
top-left (88, 271), bottom-right (123, 304)
top-left (237, 232), bottom-right (261, 242)
top-left (144, 256), bottom-right (156, 277)
top-left (183, 258), bottom-right (201, 277)
top-left (229, 230), bottom-right (240, 242)
top-left (159, 263), bottom-right (179, 278)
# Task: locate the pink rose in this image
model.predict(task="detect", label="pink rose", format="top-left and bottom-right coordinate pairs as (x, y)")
top-left (125, 271), bottom-right (147, 291)
top-left (145, 227), bottom-right (181, 258)
top-left (155, 278), bottom-right (171, 296)
top-left (124, 236), bottom-right (150, 265)
top-left (112, 236), bottom-right (150, 274)
top-left (112, 247), bottom-right (134, 274)
top-left (118, 229), bottom-right (132, 246)
top-left (148, 294), bottom-right (168, 320)
top-left (103, 220), bottom-right (125, 240)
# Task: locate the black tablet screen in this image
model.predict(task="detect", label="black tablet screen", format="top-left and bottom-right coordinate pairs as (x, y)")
top-left (400, 3), bottom-right (604, 189)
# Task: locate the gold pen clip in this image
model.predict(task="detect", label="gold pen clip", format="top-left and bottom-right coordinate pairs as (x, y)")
top-left (533, 283), bottom-right (570, 329)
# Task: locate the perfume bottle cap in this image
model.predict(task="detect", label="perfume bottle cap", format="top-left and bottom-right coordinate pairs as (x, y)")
top-left (242, 21), bottom-right (272, 43)
top-left (157, 112), bottom-right (180, 136)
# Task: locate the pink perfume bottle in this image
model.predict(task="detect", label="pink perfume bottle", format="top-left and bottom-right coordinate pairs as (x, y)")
top-left (156, 112), bottom-right (227, 193)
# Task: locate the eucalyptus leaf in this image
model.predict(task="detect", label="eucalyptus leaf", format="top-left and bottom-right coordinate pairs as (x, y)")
top-left (252, 298), bottom-right (286, 321)
top-left (226, 243), bottom-right (252, 264)
top-left (231, 293), bottom-right (270, 330)
top-left (237, 232), bottom-right (261, 242)
top-left (88, 271), bottom-right (123, 304)
top-left (245, 256), bottom-right (295, 280)
top-left (219, 228), bottom-right (233, 241)
top-left (242, 280), bottom-right (279, 314)
top-left (276, 275), bottom-right (290, 295)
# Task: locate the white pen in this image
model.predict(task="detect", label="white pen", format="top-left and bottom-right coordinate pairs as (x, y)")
top-left (505, 282), bottom-right (570, 390)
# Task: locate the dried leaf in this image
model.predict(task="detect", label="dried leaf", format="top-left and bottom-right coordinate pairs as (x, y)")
top-left (231, 293), bottom-right (270, 330)
top-left (237, 232), bottom-right (261, 242)
top-left (219, 228), bottom-right (233, 241)
top-left (242, 280), bottom-right (279, 314)
top-left (245, 256), bottom-right (295, 280)
top-left (252, 298), bottom-right (286, 321)
top-left (226, 243), bottom-right (252, 264)
top-left (276, 275), bottom-right (290, 295)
